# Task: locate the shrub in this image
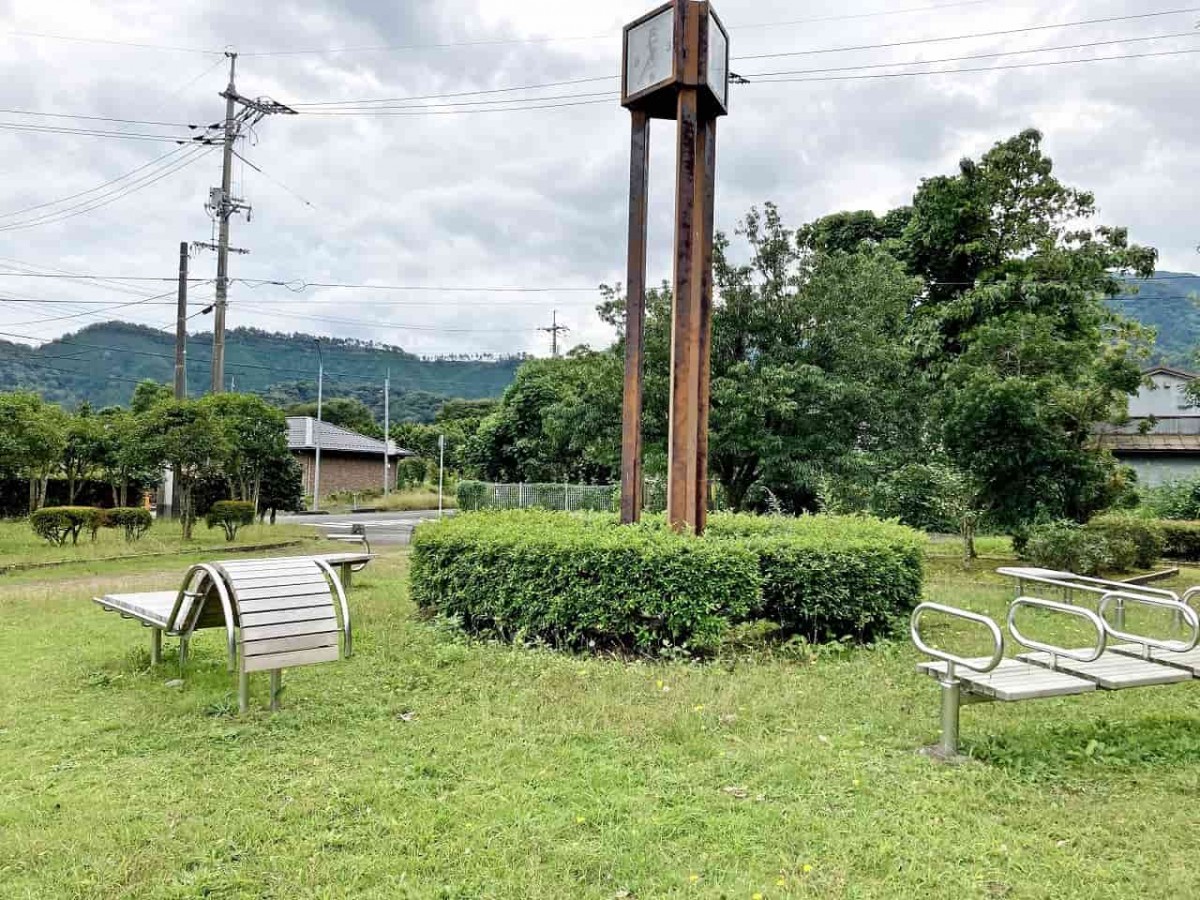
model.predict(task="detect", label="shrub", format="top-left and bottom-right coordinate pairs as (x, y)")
top-left (1159, 521), bottom-right (1200, 561)
top-left (1021, 521), bottom-right (1114, 576)
top-left (29, 506), bottom-right (104, 546)
top-left (103, 507), bottom-right (153, 542)
top-left (412, 510), bottom-right (759, 653)
top-left (704, 514), bottom-right (926, 642)
top-left (411, 510), bottom-right (926, 653)
top-left (205, 500), bottom-right (256, 541)
top-left (1141, 479), bottom-right (1200, 520)
top-left (456, 480), bottom-right (488, 511)
top-left (867, 463), bottom-right (966, 534)
top-left (1085, 515), bottom-right (1164, 570)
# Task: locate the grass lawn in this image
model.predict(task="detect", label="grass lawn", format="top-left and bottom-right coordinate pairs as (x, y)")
top-left (0, 518), bottom-right (318, 569)
top-left (3, 547), bottom-right (1200, 898)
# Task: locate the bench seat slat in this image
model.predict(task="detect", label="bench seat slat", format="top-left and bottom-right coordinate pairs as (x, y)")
top-left (1109, 643), bottom-right (1200, 675)
top-left (243, 645), bottom-right (341, 672)
top-left (919, 659), bottom-right (1097, 702)
top-left (244, 632), bottom-right (340, 656)
top-left (241, 617), bottom-right (340, 642)
top-left (239, 608), bottom-right (338, 629)
top-left (227, 574), bottom-right (329, 590)
top-left (237, 594), bottom-right (334, 614)
top-left (235, 584), bottom-right (331, 603)
top-left (1017, 650), bottom-right (1192, 689)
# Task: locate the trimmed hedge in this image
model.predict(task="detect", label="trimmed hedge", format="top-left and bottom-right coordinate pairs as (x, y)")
top-left (705, 515), bottom-right (926, 642)
top-left (411, 511), bottom-right (925, 653)
top-left (1085, 515), bottom-right (1164, 571)
top-left (29, 506), bottom-right (104, 546)
top-left (103, 507), bottom-right (153, 542)
top-left (205, 500), bottom-right (256, 541)
top-left (1160, 521), bottom-right (1200, 562)
top-left (1020, 517), bottom-right (1166, 575)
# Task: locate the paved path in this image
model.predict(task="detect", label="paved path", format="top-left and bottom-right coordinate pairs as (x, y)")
top-left (278, 509), bottom-right (448, 545)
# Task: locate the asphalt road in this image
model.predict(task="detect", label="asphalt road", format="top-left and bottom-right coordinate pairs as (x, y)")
top-left (278, 509), bottom-right (449, 545)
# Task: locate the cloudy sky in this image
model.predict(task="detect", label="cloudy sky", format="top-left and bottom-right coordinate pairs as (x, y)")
top-left (0, 0), bottom-right (1196, 359)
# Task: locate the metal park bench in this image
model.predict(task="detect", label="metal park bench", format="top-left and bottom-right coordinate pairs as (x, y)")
top-left (912, 590), bottom-right (1200, 757)
top-left (94, 556), bottom-right (352, 712)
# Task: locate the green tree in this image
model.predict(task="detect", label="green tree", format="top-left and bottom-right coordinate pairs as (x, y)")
top-left (129, 380), bottom-right (173, 414)
top-left (0, 392), bottom-right (69, 511)
top-left (259, 455), bottom-right (304, 524)
top-left (137, 399), bottom-right (229, 538)
top-left (203, 393), bottom-right (290, 510)
top-left (904, 129), bottom-right (1156, 528)
top-left (61, 404), bottom-right (111, 504)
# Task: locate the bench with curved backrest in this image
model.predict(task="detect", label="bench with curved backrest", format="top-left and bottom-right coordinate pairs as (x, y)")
top-left (912, 589), bottom-right (1200, 757)
top-left (94, 556), bottom-right (351, 712)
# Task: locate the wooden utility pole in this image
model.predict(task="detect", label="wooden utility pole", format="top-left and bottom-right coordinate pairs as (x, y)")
top-left (619, 0), bottom-right (728, 534)
top-left (173, 242), bottom-right (188, 399)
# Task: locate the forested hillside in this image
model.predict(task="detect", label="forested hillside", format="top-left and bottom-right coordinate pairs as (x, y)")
top-left (1111, 271), bottom-right (1200, 368)
top-left (0, 321), bottom-right (526, 416)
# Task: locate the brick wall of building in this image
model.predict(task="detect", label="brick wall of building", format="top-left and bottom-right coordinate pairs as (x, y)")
top-left (295, 451), bottom-right (392, 500)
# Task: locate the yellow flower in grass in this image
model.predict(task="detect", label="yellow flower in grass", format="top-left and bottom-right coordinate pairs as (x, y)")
top-left (803, 863), bottom-right (814, 874)
top-left (575, 815), bottom-right (585, 824)
top-left (752, 893), bottom-right (763, 900)
top-left (689, 874), bottom-right (700, 883)
top-left (776, 877), bottom-right (787, 886)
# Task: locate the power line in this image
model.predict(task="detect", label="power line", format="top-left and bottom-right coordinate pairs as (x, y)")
top-left (0, 146), bottom-right (214, 232)
top-left (0, 108), bottom-right (207, 128)
top-left (0, 121), bottom-right (215, 143)
top-left (736, 7), bottom-right (1200, 62)
top-left (746, 46), bottom-right (1200, 84)
top-left (739, 30), bottom-right (1200, 79)
top-left (0, 145), bottom-right (191, 220)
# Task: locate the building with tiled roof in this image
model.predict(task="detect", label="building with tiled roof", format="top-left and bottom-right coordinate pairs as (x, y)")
top-left (1095, 367), bottom-right (1200, 486)
top-left (286, 417), bottom-right (414, 501)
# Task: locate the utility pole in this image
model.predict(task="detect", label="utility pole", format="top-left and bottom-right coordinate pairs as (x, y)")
top-left (210, 53), bottom-right (237, 394)
top-left (205, 51), bottom-right (297, 394)
top-left (312, 340), bottom-right (324, 510)
top-left (173, 242), bottom-right (188, 399)
top-left (539, 310), bottom-right (569, 357)
top-left (383, 370), bottom-right (391, 496)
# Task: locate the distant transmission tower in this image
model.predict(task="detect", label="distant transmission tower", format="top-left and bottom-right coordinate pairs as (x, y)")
top-left (539, 310), bottom-right (570, 357)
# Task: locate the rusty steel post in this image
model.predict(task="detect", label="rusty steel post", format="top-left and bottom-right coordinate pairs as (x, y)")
top-left (693, 115), bottom-right (716, 535)
top-left (620, 109), bottom-right (651, 525)
top-left (666, 84), bottom-right (703, 534)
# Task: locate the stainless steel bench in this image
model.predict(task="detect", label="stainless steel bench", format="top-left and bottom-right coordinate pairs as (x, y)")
top-left (913, 591), bottom-right (1200, 757)
top-left (94, 556), bottom-right (352, 712)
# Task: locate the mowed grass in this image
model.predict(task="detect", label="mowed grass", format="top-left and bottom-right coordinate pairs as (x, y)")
top-left (3, 549), bottom-right (1200, 898)
top-left (0, 518), bottom-right (317, 568)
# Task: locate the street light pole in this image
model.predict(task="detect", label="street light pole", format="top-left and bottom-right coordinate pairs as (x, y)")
top-left (312, 340), bottom-right (324, 511)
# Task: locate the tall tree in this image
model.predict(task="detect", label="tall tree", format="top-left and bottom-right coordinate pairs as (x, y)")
top-left (137, 400), bottom-right (228, 538)
top-left (0, 392), bottom-right (68, 511)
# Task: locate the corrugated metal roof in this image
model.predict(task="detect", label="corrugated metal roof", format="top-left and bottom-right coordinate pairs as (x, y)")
top-left (1097, 433), bottom-right (1200, 453)
top-left (286, 417), bottom-right (413, 457)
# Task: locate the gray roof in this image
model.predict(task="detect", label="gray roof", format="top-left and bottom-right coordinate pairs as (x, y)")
top-left (286, 417), bottom-right (412, 457)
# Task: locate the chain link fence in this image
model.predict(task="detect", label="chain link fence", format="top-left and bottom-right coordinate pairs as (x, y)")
top-left (457, 481), bottom-right (617, 512)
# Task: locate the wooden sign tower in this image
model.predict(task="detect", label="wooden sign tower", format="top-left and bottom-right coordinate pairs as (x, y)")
top-left (619, 0), bottom-right (729, 535)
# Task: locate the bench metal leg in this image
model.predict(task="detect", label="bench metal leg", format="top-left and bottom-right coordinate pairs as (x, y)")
top-left (239, 671), bottom-right (249, 714)
top-left (178, 637), bottom-right (189, 672)
top-left (150, 629), bottom-right (162, 665)
top-left (269, 670), bottom-right (282, 711)
top-left (939, 677), bottom-right (961, 758)
top-left (341, 564), bottom-right (353, 590)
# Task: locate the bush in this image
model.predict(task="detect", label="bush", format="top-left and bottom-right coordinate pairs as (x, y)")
top-left (456, 480), bottom-right (488, 510)
top-left (411, 510), bottom-right (926, 653)
top-left (1159, 521), bottom-right (1200, 561)
top-left (867, 463), bottom-right (966, 533)
top-left (204, 500), bottom-right (256, 541)
top-left (1021, 521), bottom-right (1114, 576)
top-left (704, 514), bottom-right (926, 642)
top-left (1085, 515), bottom-right (1164, 570)
top-left (103, 507), bottom-right (153, 542)
top-left (29, 506), bottom-right (104, 546)
top-left (1141, 479), bottom-right (1200, 520)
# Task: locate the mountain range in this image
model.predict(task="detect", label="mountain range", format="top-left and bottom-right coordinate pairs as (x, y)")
top-left (0, 321), bottom-right (525, 420)
top-left (2, 271), bottom-right (1197, 417)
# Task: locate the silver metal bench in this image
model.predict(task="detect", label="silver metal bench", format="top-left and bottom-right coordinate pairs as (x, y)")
top-left (94, 556), bottom-right (352, 712)
top-left (913, 592), bottom-right (1200, 757)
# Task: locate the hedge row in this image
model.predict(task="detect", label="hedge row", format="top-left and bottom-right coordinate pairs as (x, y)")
top-left (411, 511), bottom-right (925, 653)
top-left (1020, 515), bottom-right (1200, 574)
top-left (29, 506), bottom-right (154, 545)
